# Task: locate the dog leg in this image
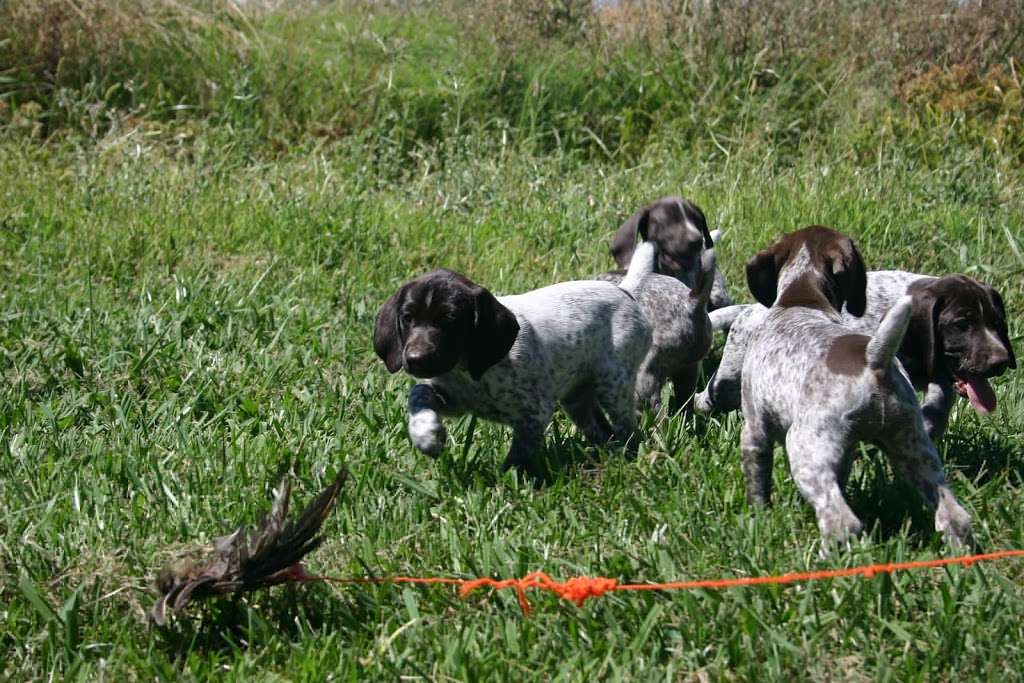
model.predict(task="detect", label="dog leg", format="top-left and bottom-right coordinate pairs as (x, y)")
top-left (634, 364), bottom-right (664, 414)
top-left (501, 408), bottom-right (553, 474)
top-left (921, 380), bottom-right (956, 442)
top-left (880, 426), bottom-right (972, 548)
top-left (562, 389), bottom-right (614, 445)
top-left (694, 335), bottom-right (746, 414)
top-left (740, 420), bottom-right (775, 506)
top-left (668, 364), bottom-right (700, 415)
top-left (786, 427), bottom-right (863, 542)
top-left (407, 383), bottom-right (448, 456)
top-left (597, 376), bottom-right (641, 455)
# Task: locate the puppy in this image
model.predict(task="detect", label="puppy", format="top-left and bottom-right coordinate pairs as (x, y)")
top-left (373, 244), bottom-right (655, 475)
top-left (696, 271), bottom-right (1016, 440)
top-left (609, 197), bottom-right (733, 310)
top-left (599, 248), bottom-right (718, 414)
top-left (739, 226), bottom-right (971, 547)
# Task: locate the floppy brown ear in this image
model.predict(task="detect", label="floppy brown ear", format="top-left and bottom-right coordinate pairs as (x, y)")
top-left (700, 223), bottom-right (714, 249)
top-left (466, 286), bottom-right (519, 380)
top-left (830, 238), bottom-right (868, 317)
top-left (745, 247), bottom-right (779, 308)
top-left (905, 286), bottom-right (939, 380)
top-left (985, 285), bottom-right (1017, 369)
top-left (373, 285), bottom-right (408, 373)
top-left (609, 209), bottom-right (650, 268)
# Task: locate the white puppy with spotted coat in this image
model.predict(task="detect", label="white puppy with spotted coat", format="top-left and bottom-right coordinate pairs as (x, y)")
top-left (739, 226), bottom-right (971, 547)
top-left (373, 244), bottom-right (656, 476)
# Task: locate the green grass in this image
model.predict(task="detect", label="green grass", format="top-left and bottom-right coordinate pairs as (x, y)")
top-left (2, 2), bottom-right (1024, 680)
top-left (2, 130), bottom-right (1022, 681)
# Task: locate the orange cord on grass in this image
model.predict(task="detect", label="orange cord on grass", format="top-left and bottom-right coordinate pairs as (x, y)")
top-left (305, 549), bottom-right (1024, 616)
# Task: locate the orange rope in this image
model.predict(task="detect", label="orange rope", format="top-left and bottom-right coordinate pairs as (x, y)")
top-left (304, 549), bottom-right (1024, 616)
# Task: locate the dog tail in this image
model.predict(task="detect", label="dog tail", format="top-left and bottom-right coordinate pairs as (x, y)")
top-left (866, 295), bottom-right (912, 371)
top-left (690, 247), bottom-right (717, 304)
top-left (709, 304), bottom-right (749, 333)
top-left (617, 240), bottom-right (655, 296)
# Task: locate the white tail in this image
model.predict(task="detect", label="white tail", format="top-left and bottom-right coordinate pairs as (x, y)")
top-left (691, 248), bottom-right (717, 303)
top-left (618, 240), bottom-right (656, 296)
top-left (866, 295), bottom-right (913, 371)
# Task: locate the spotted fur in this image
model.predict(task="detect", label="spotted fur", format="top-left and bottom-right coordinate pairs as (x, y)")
top-left (736, 227), bottom-right (971, 548)
top-left (598, 249), bottom-right (717, 414)
top-left (374, 244), bottom-right (656, 475)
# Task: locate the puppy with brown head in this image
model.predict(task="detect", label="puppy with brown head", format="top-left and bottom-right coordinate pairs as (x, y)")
top-left (373, 269), bottom-right (520, 382)
top-left (609, 197), bottom-right (733, 310)
top-left (902, 274), bottom-right (1015, 421)
top-left (374, 244), bottom-right (656, 476)
top-left (696, 270), bottom-right (1016, 441)
top-left (739, 226), bottom-right (971, 549)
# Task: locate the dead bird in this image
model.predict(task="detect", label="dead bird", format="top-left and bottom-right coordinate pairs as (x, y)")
top-left (151, 469), bottom-right (347, 626)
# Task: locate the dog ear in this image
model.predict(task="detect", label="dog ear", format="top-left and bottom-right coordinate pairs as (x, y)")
top-left (609, 208), bottom-right (650, 268)
top-left (829, 238), bottom-right (868, 317)
top-left (466, 286), bottom-right (519, 380)
top-left (984, 285), bottom-right (1017, 369)
top-left (905, 286), bottom-right (939, 380)
top-left (373, 284), bottom-right (408, 373)
top-left (684, 200), bottom-right (714, 249)
top-left (745, 247), bottom-right (780, 308)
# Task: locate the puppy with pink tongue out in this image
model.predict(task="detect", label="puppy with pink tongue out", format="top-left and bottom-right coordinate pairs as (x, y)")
top-left (697, 271), bottom-right (1015, 441)
top-left (955, 375), bottom-right (1000, 415)
top-left (904, 274), bottom-right (1015, 424)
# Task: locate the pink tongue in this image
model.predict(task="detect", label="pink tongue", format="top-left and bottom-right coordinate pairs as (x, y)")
top-left (961, 376), bottom-right (997, 415)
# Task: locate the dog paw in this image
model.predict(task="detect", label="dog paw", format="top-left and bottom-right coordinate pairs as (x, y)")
top-left (818, 511), bottom-right (864, 546)
top-left (409, 410), bottom-right (446, 456)
top-left (936, 504), bottom-right (973, 550)
top-left (693, 390), bottom-right (712, 412)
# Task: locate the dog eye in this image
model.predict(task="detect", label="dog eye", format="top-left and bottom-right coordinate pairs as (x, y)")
top-left (951, 318), bottom-right (971, 331)
top-left (399, 311), bottom-right (414, 326)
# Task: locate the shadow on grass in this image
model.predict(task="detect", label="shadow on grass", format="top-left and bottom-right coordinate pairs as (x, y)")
top-left (151, 583), bottom-right (382, 659)
top-left (845, 452), bottom-right (939, 548)
top-left (943, 428), bottom-right (1024, 486)
top-left (432, 414), bottom-right (639, 490)
top-left (845, 428), bottom-right (1023, 549)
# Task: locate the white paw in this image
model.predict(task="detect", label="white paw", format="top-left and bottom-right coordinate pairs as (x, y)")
top-left (693, 390), bottom-right (711, 412)
top-left (936, 504), bottom-right (972, 549)
top-left (408, 410), bottom-right (446, 456)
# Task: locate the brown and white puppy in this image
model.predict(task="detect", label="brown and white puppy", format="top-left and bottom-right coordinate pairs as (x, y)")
top-left (696, 271), bottom-right (1016, 440)
top-left (609, 197), bottom-right (733, 310)
top-left (599, 249), bottom-right (718, 415)
top-left (373, 244), bottom-right (655, 475)
top-left (739, 226), bottom-right (971, 548)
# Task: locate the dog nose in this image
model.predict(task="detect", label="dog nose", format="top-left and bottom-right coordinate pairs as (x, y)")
top-left (985, 344), bottom-right (1013, 375)
top-left (404, 347), bottom-right (433, 372)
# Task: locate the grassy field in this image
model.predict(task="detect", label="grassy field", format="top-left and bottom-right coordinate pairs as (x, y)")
top-left (2, 1), bottom-right (1024, 680)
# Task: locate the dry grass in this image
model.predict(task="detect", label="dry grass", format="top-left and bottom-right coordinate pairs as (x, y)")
top-left (2, 0), bottom-right (1023, 152)
top-left (594, 0), bottom-right (1023, 74)
top-left (0, 0), bottom-right (248, 104)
